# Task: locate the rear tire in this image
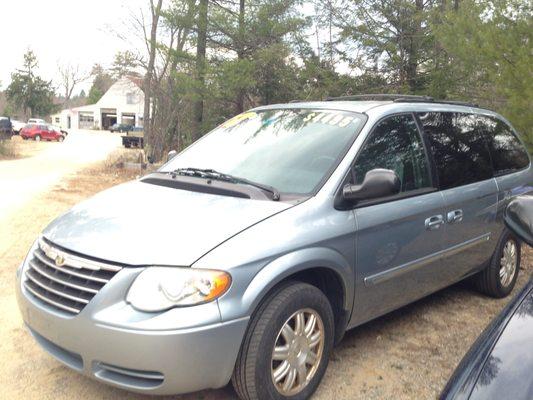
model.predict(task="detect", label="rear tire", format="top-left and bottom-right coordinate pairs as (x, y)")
top-left (57, 135), bottom-right (64, 142)
top-left (473, 229), bottom-right (520, 298)
top-left (232, 282), bottom-right (334, 400)
top-left (34, 135), bottom-right (41, 142)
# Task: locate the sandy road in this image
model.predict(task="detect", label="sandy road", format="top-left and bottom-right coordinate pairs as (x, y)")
top-left (0, 130), bottom-right (121, 220)
top-left (0, 156), bottom-right (531, 400)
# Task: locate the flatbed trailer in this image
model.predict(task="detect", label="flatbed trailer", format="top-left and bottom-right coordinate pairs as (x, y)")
top-left (121, 129), bottom-right (144, 148)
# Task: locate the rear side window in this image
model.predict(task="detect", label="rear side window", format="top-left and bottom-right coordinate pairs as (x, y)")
top-left (476, 115), bottom-right (529, 175)
top-left (418, 112), bottom-right (493, 189)
top-left (354, 114), bottom-right (431, 192)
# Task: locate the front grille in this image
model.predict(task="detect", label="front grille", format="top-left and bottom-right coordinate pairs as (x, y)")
top-left (23, 237), bottom-right (122, 315)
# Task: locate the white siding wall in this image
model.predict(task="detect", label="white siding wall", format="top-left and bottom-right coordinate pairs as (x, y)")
top-left (96, 78), bottom-right (144, 127)
top-left (50, 77), bottom-right (144, 130)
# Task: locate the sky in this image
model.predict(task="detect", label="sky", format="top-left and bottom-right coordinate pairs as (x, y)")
top-left (0, 0), bottom-right (146, 94)
top-left (0, 1), bottom-right (333, 96)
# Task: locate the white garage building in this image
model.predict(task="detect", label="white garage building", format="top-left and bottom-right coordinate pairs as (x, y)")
top-left (51, 76), bottom-right (144, 130)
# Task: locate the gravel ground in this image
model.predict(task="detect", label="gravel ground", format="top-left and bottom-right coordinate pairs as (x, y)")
top-left (0, 161), bottom-right (531, 400)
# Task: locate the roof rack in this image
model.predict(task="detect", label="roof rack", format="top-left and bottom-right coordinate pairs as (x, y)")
top-left (325, 94), bottom-right (479, 108)
top-left (326, 94), bottom-right (434, 102)
top-left (420, 99), bottom-right (480, 108)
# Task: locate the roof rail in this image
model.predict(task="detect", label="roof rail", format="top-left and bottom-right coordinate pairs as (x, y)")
top-left (326, 94), bottom-right (435, 102)
top-left (326, 94), bottom-right (480, 108)
top-left (421, 99), bottom-right (479, 108)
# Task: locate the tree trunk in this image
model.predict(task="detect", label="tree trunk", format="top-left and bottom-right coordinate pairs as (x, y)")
top-left (143, 0), bottom-right (163, 161)
top-left (235, 0), bottom-right (245, 114)
top-left (192, 0), bottom-right (208, 142)
top-left (406, 0), bottom-right (424, 92)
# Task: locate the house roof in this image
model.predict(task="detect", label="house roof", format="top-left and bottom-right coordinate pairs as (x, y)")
top-left (126, 75), bottom-right (144, 90)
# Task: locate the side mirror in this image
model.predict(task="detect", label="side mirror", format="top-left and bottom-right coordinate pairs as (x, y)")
top-left (167, 150), bottom-right (178, 161)
top-left (343, 168), bottom-right (400, 202)
top-left (504, 195), bottom-right (533, 247)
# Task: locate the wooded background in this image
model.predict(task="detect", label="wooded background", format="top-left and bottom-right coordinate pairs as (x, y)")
top-left (3, 0), bottom-right (532, 160)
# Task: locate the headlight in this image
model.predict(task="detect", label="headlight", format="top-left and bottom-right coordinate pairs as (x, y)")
top-left (126, 267), bottom-right (231, 312)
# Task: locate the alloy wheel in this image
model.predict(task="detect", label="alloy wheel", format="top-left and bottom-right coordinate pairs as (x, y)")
top-left (271, 308), bottom-right (325, 396)
top-left (499, 239), bottom-right (517, 287)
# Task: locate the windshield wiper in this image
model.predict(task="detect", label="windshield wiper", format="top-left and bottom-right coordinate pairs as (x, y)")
top-left (169, 168), bottom-right (281, 201)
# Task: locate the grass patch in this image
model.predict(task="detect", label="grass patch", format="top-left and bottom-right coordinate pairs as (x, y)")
top-left (0, 139), bottom-right (17, 160)
top-left (103, 148), bottom-right (146, 168)
top-left (86, 148), bottom-right (150, 181)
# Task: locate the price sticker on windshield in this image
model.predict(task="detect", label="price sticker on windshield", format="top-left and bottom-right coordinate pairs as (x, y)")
top-left (222, 111), bottom-right (258, 128)
top-left (304, 112), bottom-right (355, 128)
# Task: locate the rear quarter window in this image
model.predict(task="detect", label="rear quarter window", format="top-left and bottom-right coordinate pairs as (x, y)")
top-left (417, 112), bottom-right (493, 190)
top-left (476, 115), bottom-right (530, 175)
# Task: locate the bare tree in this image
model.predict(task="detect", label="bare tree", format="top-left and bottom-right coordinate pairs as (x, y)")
top-left (143, 0), bottom-right (164, 161)
top-left (57, 63), bottom-right (89, 105)
top-left (192, 0), bottom-right (208, 142)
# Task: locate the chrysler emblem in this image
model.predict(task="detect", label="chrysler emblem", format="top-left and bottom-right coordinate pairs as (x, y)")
top-left (55, 255), bottom-right (65, 267)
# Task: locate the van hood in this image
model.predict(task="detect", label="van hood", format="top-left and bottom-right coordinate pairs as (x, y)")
top-left (42, 180), bottom-right (292, 266)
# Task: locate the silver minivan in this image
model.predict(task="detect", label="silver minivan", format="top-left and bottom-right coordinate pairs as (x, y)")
top-left (16, 95), bottom-right (532, 400)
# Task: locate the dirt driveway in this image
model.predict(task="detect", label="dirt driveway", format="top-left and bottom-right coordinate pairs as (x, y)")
top-left (0, 130), bottom-right (120, 218)
top-left (0, 159), bottom-right (531, 400)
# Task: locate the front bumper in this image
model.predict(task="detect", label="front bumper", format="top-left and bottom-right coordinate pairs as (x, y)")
top-left (15, 263), bottom-right (249, 395)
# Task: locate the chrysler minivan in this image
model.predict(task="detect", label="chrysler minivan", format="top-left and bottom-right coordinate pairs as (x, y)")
top-left (16, 95), bottom-right (532, 400)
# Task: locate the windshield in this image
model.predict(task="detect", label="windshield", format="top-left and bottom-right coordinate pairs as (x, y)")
top-left (162, 108), bottom-right (365, 195)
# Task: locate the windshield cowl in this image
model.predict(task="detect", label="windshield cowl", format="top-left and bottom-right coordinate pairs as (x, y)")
top-left (141, 172), bottom-right (289, 202)
top-left (169, 168), bottom-right (281, 201)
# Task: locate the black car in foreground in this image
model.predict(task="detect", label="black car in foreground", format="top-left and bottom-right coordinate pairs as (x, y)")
top-left (441, 278), bottom-right (533, 400)
top-left (442, 194), bottom-right (533, 400)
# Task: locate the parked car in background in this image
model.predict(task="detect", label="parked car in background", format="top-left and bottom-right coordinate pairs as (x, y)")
top-left (121, 126), bottom-right (143, 148)
top-left (28, 118), bottom-right (46, 125)
top-left (49, 125), bottom-right (69, 137)
top-left (0, 117), bottom-right (13, 137)
top-left (20, 124), bottom-right (65, 142)
top-left (16, 95), bottom-right (532, 399)
top-left (109, 123), bottom-right (133, 133)
top-left (441, 194), bottom-right (533, 400)
top-left (11, 119), bottom-right (26, 134)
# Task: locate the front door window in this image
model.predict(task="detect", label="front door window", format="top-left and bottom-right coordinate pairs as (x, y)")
top-left (354, 114), bottom-right (432, 193)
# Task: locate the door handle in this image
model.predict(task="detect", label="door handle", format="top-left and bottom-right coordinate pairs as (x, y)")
top-left (447, 209), bottom-right (463, 223)
top-left (425, 215), bottom-right (444, 230)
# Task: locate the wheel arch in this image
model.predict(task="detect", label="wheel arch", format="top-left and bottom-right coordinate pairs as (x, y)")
top-left (241, 247), bottom-right (354, 344)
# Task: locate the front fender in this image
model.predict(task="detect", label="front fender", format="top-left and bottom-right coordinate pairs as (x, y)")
top-left (216, 247), bottom-right (354, 323)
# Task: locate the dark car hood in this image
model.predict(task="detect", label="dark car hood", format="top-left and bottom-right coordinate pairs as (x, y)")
top-left (467, 281), bottom-right (533, 400)
top-left (441, 279), bottom-right (533, 400)
top-left (42, 180), bottom-right (291, 266)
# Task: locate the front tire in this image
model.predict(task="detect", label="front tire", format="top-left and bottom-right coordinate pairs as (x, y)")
top-left (473, 229), bottom-right (520, 298)
top-left (232, 282), bottom-right (334, 400)
top-left (34, 135), bottom-right (41, 142)
top-left (57, 135), bottom-right (65, 142)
